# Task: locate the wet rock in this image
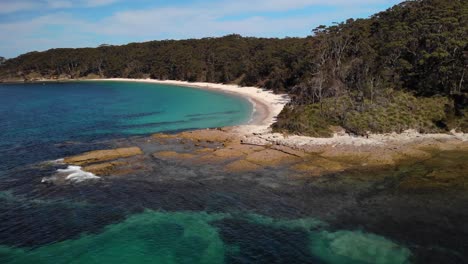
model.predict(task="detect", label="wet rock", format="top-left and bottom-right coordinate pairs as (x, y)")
top-left (178, 129), bottom-right (236, 143)
top-left (245, 149), bottom-right (300, 166)
top-left (82, 161), bottom-right (127, 176)
top-left (292, 157), bottom-right (344, 176)
top-left (64, 147), bottom-right (143, 166)
top-left (365, 153), bottom-right (396, 167)
top-left (399, 166), bottom-right (468, 191)
top-left (226, 142), bottom-right (265, 154)
top-left (212, 148), bottom-right (245, 158)
top-left (291, 163), bottom-right (324, 177)
top-left (225, 160), bottom-right (261, 172)
top-left (153, 151), bottom-right (195, 160)
top-left (190, 144), bottom-right (266, 164)
top-left (320, 148), bottom-right (370, 164)
top-left (195, 148), bottom-right (215, 153)
top-left (271, 145), bottom-right (308, 158)
top-left (152, 133), bottom-right (176, 140)
top-left (395, 148), bottom-right (432, 160)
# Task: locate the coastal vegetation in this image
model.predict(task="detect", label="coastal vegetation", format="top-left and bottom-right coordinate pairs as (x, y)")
top-left (274, 0), bottom-right (468, 136)
top-left (0, 0), bottom-right (466, 136)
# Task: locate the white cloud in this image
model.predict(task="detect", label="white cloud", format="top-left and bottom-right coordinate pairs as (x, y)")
top-left (219, 0), bottom-right (397, 13)
top-left (0, 1), bottom-right (38, 13)
top-left (0, 0), bottom-right (119, 13)
top-left (0, 0), bottom-right (404, 57)
top-left (86, 0), bottom-right (400, 38)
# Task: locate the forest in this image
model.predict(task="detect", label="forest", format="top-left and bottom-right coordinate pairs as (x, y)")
top-left (0, 0), bottom-right (466, 135)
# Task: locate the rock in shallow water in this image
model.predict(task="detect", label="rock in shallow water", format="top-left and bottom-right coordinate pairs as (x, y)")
top-left (82, 161), bottom-right (127, 176)
top-left (225, 160), bottom-right (261, 172)
top-left (64, 147), bottom-right (143, 166)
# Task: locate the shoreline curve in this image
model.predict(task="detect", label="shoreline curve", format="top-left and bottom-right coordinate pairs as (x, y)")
top-left (7, 78), bottom-right (466, 147)
top-left (84, 78), bottom-right (290, 135)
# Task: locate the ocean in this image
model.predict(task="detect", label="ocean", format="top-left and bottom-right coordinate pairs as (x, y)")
top-left (0, 81), bottom-right (251, 173)
top-left (0, 81), bottom-right (466, 263)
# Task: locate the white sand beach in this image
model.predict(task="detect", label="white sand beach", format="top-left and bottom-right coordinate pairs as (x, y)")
top-left (88, 78), bottom-right (290, 134)
top-left (87, 78), bottom-right (467, 148)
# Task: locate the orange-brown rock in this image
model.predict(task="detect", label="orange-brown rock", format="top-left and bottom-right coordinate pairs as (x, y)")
top-left (365, 153), bottom-right (396, 166)
top-left (395, 148), bottom-right (432, 160)
top-left (417, 139), bottom-right (468, 152)
top-left (226, 143), bottom-right (265, 154)
top-left (64, 147), bottom-right (143, 166)
top-left (245, 149), bottom-right (300, 166)
top-left (83, 161), bottom-right (127, 176)
top-left (195, 148), bottom-right (215, 153)
top-left (195, 153), bottom-right (240, 164)
top-left (292, 157), bottom-right (344, 176)
top-left (271, 145), bottom-right (308, 158)
top-left (194, 144), bottom-right (266, 164)
top-left (319, 148), bottom-right (370, 164)
top-left (457, 142), bottom-right (468, 151)
top-left (178, 129), bottom-right (236, 143)
top-left (212, 148), bottom-right (245, 158)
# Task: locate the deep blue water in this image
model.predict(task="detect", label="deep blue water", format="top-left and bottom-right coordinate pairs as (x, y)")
top-left (0, 81), bottom-right (465, 263)
top-left (0, 81), bottom-right (251, 173)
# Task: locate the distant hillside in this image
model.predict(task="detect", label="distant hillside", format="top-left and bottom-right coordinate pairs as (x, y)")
top-left (0, 35), bottom-right (313, 92)
top-left (1, 0), bottom-right (466, 135)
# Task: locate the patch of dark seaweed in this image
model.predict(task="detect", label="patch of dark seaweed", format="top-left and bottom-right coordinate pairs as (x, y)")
top-left (117, 120), bottom-right (188, 129)
top-left (112, 111), bottom-right (164, 119)
top-left (0, 192), bottom-right (128, 248)
top-left (213, 218), bottom-right (322, 264)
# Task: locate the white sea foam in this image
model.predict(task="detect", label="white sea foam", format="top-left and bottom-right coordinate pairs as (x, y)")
top-left (247, 97), bottom-right (257, 124)
top-left (40, 158), bottom-right (65, 167)
top-left (51, 158), bottom-right (65, 164)
top-left (57, 165), bottom-right (100, 183)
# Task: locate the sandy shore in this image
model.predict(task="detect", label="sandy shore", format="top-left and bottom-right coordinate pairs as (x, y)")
top-left (87, 78), bottom-right (290, 134)
top-left (47, 78), bottom-right (468, 182)
top-left (87, 78), bottom-right (467, 148)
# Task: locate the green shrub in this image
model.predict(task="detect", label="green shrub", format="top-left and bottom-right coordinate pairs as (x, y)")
top-left (274, 90), bottom-right (460, 136)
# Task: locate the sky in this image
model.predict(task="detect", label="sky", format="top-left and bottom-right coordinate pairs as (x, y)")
top-left (0, 0), bottom-right (404, 58)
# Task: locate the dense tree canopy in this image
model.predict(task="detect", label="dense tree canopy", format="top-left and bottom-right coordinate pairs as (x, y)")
top-left (274, 0), bottom-right (467, 135)
top-left (1, 0), bottom-right (466, 135)
top-left (0, 35), bottom-right (313, 93)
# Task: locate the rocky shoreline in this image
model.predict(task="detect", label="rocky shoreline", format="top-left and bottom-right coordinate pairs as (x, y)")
top-left (45, 127), bottom-right (468, 191)
top-left (28, 127), bottom-right (468, 263)
top-left (7, 78), bottom-right (467, 188)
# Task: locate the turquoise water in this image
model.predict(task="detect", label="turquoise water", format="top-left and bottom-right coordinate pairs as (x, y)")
top-left (0, 81), bottom-right (251, 171)
top-left (0, 81), bottom-right (251, 141)
top-left (0, 210), bottom-right (411, 264)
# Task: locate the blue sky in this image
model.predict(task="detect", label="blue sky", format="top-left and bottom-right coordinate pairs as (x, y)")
top-left (0, 0), bottom-right (404, 58)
